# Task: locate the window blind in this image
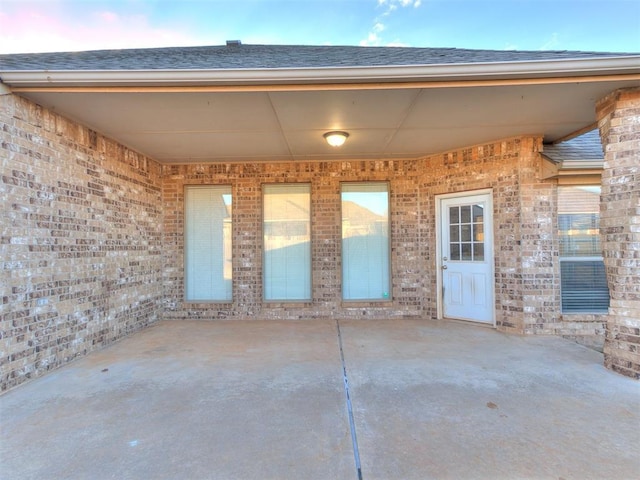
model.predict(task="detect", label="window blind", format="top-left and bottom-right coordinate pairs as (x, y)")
top-left (560, 261), bottom-right (609, 313)
top-left (184, 185), bottom-right (232, 301)
top-left (263, 184), bottom-right (311, 301)
top-left (558, 186), bottom-right (609, 313)
top-left (341, 182), bottom-right (390, 301)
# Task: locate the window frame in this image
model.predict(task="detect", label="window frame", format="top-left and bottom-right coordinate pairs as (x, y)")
top-left (262, 182), bottom-right (312, 302)
top-left (340, 181), bottom-right (392, 302)
top-left (557, 185), bottom-right (610, 314)
top-left (183, 184), bottom-right (233, 303)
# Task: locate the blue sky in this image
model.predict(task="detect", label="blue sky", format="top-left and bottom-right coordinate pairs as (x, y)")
top-left (1, 0), bottom-right (638, 54)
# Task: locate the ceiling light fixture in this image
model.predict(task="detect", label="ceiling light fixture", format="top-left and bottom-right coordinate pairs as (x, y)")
top-left (323, 131), bottom-right (349, 147)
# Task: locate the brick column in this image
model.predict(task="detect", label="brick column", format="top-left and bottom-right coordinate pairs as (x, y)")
top-left (596, 88), bottom-right (640, 379)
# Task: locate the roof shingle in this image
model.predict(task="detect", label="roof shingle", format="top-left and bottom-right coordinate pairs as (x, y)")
top-left (543, 129), bottom-right (604, 162)
top-left (1, 44), bottom-right (638, 71)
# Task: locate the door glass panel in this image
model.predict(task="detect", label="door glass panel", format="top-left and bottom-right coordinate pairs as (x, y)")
top-left (461, 205), bottom-right (471, 223)
top-left (449, 206), bottom-right (459, 223)
top-left (450, 225), bottom-right (459, 242)
top-left (461, 243), bottom-right (472, 260)
top-left (461, 224), bottom-right (471, 242)
top-left (448, 202), bottom-right (485, 262)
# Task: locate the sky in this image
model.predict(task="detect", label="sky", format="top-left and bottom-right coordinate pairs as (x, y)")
top-left (0, 0), bottom-right (639, 55)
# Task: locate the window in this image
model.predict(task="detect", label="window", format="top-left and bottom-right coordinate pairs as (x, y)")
top-left (449, 204), bottom-right (485, 261)
top-left (263, 184), bottom-right (311, 301)
top-left (558, 186), bottom-right (609, 313)
top-left (341, 182), bottom-right (390, 301)
top-left (184, 185), bottom-right (232, 301)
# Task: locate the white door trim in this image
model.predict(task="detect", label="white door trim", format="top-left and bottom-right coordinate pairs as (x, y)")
top-left (435, 188), bottom-right (495, 325)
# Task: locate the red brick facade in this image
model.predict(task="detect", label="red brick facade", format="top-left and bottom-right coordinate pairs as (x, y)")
top-left (1, 94), bottom-right (164, 391)
top-left (597, 88), bottom-right (640, 379)
top-left (1, 90), bottom-right (626, 391)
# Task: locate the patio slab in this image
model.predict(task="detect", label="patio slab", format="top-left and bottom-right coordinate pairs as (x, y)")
top-left (339, 319), bottom-right (640, 480)
top-left (1, 319), bottom-right (639, 480)
top-left (0, 320), bottom-right (354, 480)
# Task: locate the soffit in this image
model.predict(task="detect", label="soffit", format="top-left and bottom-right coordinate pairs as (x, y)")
top-left (12, 76), bottom-right (637, 163)
top-left (2, 45), bottom-right (639, 164)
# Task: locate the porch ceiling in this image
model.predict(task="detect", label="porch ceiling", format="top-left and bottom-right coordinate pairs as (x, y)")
top-left (11, 77), bottom-right (640, 163)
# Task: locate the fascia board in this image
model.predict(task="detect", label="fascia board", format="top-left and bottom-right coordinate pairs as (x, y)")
top-left (540, 155), bottom-right (604, 179)
top-left (560, 160), bottom-right (605, 169)
top-left (1, 56), bottom-right (640, 87)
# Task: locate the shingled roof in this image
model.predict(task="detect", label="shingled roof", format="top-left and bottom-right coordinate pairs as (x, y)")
top-left (543, 130), bottom-right (604, 163)
top-left (1, 43), bottom-right (636, 164)
top-left (1, 43), bottom-right (638, 71)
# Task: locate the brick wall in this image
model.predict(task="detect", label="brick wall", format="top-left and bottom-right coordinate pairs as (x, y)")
top-left (1, 92), bottom-right (613, 392)
top-left (1, 94), bottom-right (164, 392)
top-left (420, 137), bottom-right (565, 333)
top-left (596, 87), bottom-right (640, 379)
top-left (420, 139), bottom-right (606, 340)
top-left (162, 160), bottom-right (425, 320)
top-left (162, 136), bottom-right (593, 336)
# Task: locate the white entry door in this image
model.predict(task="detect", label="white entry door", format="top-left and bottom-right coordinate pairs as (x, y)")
top-left (438, 191), bottom-right (495, 324)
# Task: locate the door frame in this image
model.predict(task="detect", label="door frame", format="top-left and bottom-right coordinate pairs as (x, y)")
top-left (435, 188), bottom-right (495, 325)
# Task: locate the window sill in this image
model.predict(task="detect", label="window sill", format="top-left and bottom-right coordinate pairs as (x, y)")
top-left (183, 300), bottom-right (233, 306)
top-left (264, 301), bottom-right (313, 308)
top-left (341, 301), bottom-right (394, 308)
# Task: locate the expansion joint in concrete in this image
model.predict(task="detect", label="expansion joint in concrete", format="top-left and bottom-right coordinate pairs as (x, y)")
top-left (336, 319), bottom-right (363, 480)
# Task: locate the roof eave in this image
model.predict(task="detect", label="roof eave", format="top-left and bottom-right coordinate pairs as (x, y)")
top-left (560, 160), bottom-right (605, 169)
top-left (2, 56), bottom-right (639, 88)
top-left (541, 153), bottom-right (604, 168)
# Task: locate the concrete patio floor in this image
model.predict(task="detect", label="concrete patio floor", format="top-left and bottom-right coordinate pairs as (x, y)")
top-left (1, 319), bottom-right (638, 480)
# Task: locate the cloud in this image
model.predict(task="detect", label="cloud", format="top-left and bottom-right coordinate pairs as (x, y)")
top-left (361, 0), bottom-right (422, 46)
top-left (379, 0), bottom-right (422, 9)
top-left (96, 11), bottom-right (119, 23)
top-left (539, 33), bottom-right (560, 50)
top-left (386, 40), bottom-right (411, 47)
top-left (0, 5), bottom-right (203, 54)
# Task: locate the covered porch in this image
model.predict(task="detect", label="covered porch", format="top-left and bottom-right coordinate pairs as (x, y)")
top-left (1, 319), bottom-right (638, 479)
top-left (1, 44), bottom-right (639, 393)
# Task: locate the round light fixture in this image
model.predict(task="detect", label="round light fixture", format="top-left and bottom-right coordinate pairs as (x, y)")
top-left (323, 131), bottom-right (349, 147)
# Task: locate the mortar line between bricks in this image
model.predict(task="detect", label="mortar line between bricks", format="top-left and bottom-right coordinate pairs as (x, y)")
top-left (336, 319), bottom-right (363, 480)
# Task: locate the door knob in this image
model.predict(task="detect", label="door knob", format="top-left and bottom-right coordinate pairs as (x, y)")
top-left (441, 265), bottom-right (448, 270)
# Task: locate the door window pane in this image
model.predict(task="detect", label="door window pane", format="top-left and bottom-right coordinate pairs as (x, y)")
top-left (185, 185), bottom-right (232, 301)
top-left (342, 182), bottom-right (390, 300)
top-left (449, 206), bottom-right (459, 223)
top-left (461, 205), bottom-right (471, 223)
top-left (461, 224), bottom-right (472, 242)
top-left (461, 243), bottom-right (472, 261)
top-left (263, 184), bottom-right (311, 301)
top-left (450, 225), bottom-right (460, 242)
top-left (451, 243), bottom-right (460, 261)
top-left (473, 243), bottom-right (485, 261)
top-left (449, 203), bottom-right (485, 262)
